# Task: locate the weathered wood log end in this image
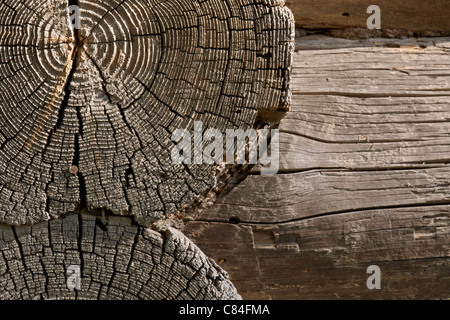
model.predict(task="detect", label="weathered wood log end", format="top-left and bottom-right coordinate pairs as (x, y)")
top-left (0, 213), bottom-right (241, 300)
top-left (0, 0), bottom-right (295, 228)
top-left (0, 0), bottom-right (295, 300)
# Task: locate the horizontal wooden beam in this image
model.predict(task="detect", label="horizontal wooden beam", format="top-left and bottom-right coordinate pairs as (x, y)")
top-left (285, 0), bottom-right (450, 33)
top-left (189, 35), bottom-right (450, 299)
top-left (185, 206), bottom-right (450, 299)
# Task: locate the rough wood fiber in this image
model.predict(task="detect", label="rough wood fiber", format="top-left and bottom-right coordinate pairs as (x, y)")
top-left (0, 0), bottom-right (295, 227)
top-left (285, 0), bottom-right (450, 34)
top-left (185, 207), bottom-right (450, 299)
top-left (185, 35), bottom-right (450, 299)
top-left (0, 213), bottom-right (241, 300)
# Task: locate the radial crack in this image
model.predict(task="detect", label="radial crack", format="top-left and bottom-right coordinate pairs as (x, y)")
top-left (57, 0), bottom-right (82, 129)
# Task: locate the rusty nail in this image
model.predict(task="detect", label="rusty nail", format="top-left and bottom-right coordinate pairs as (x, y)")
top-left (69, 165), bottom-right (79, 174)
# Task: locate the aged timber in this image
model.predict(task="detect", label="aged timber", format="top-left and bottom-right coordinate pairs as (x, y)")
top-left (185, 34), bottom-right (450, 299)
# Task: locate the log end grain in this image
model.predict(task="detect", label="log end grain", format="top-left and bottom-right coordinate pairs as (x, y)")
top-left (0, 0), bottom-right (295, 227)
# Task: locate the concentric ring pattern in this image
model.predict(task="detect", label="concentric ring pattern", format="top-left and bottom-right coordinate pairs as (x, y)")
top-left (0, 0), bottom-right (294, 226)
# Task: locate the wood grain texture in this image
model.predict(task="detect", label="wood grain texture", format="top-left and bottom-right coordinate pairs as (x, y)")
top-left (285, 0), bottom-right (450, 34)
top-left (185, 35), bottom-right (450, 299)
top-left (0, 0), bottom-right (295, 227)
top-left (0, 0), bottom-right (295, 301)
top-left (0, 213), bottom-right (241, 300)
top-left (185, 207), bottom-right (450, 299)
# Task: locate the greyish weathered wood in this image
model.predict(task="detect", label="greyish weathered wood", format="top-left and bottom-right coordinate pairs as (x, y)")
top-left (0, 0), bottom-right (294, 227)
top-left (0, 213), bottom-right (241, 300)
top-left (185, 35), bottom-right (450, 299)
top-left (185, 206), bottom-right (450, 299)
top-left (0, 0), bottom-right (295, 300)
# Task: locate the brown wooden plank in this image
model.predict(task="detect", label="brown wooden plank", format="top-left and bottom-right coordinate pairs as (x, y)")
top-left (294, 35), bottom-right (449, 51)
top-left (282, 36), bottom-right (450, 171)
top-left (292, 42), bottom-right (450, 97)
top-left (279, 130), bottom-right (450, 172)
top-left (196, 167), bottom-right (450, 223)
top-left (286, 0), bottom-right (450, 33)
top-left (185, 206), bottom-right (450, 299)
top-left (188, 35), bottom-right (450, 299)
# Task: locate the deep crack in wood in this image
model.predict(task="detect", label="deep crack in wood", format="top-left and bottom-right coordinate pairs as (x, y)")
top-left (0, 0), bottom-right (295, 227)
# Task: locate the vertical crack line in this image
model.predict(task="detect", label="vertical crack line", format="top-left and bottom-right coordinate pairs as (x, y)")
top-left (126, 229), bottom-right (140, 274)
top-left (123, 164), bottom-right (134, 214)
top-left (74, 106), bottom-right (87, 210)
top-left (43, 221), bottom-right (52, 299)
top-left (25, 0), bottom-right (81, 151)
top-left (11, 226), bottom-right (28, 272)
top-left (77, 213), bottom-right (84, 299)
top-left (66, 0), bottom-right (87, 211)
top-left (57, 0), bottom-right (81, 129)
top-left (105, 243), bottom-right (118, 297)
top-left (39, 258), bottom-right (49, 300)
top-left (55, 54), bottom-right (77, 130)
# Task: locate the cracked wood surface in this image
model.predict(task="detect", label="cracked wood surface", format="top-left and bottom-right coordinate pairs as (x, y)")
top-left (0, 213), bottom-right (241, 300)
top-left (0, 0), bottom-right (295, 227)
top-left (184, 35), bottom-right (450, 299)
top-left (0, 0), bottom-right (294, 300)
